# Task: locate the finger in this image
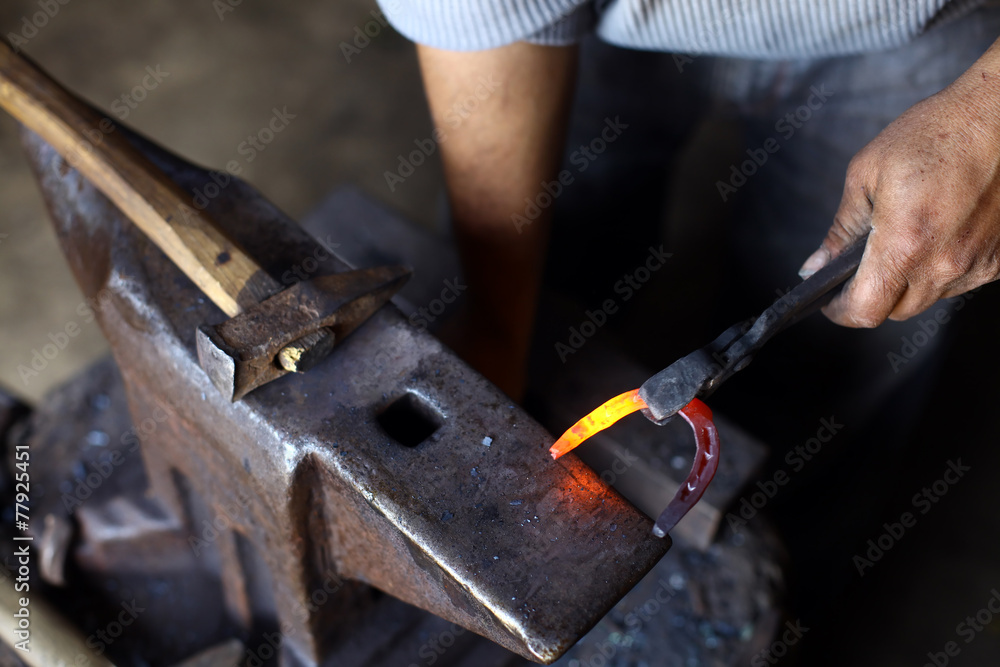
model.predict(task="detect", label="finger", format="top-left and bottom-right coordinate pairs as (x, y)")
top-left (800, 164), bottom-right (875, 278)
top-left (888, 243), bottom-right (986, 320)
top-left (886, 271), bottom-right (956, 321)
top-left (822, 234), bottom-right (909, 327)
top-left (889, 270), bottom-right (984, 320)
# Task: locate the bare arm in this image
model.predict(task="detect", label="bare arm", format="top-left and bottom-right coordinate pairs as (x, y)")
top-left (417, 42), bottom-right (578, 398)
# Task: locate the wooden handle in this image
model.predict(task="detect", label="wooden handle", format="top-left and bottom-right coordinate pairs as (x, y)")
top-left (0, 40), bottom-right (279, 316)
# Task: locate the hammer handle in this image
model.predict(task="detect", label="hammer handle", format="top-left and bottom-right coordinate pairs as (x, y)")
top-left (0, 40), bottom-right (279, 316)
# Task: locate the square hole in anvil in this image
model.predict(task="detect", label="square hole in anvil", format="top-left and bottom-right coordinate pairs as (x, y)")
top-left (377, 393), bottom-right (444, 447)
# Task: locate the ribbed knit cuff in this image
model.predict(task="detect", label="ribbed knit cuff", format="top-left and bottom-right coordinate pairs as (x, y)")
top-left (523, 3), bottom-right (596, 45)
top-left (376, 0), bottom-right (590, 51)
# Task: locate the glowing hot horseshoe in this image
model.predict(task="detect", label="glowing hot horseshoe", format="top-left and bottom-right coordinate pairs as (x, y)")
top-left (651, 398), bottom-right (720, 538)
top-left (550, 391), bottom-right (720, 539)
top-left (549, 389), bottom-right (646, 459)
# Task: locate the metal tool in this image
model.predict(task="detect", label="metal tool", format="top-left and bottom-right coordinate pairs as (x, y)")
top-left (638, 234), bottom-right (869, 424)
top-left (0, 39), bottom-right (410, 401)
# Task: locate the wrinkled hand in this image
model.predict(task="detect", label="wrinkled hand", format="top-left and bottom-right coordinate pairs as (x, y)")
top-left (800, 60), bottom-right (1000, 327)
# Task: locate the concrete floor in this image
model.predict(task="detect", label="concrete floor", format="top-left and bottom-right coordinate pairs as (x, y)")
top-left (1, 2), bottom-right (999, 666)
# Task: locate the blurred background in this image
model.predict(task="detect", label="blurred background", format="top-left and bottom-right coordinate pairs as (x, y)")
top-left (0, 0), bottom-right (443, 402)
top-left (1, 2), bottom-right (999, 666)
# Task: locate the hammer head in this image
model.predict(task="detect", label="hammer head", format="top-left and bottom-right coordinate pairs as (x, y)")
top-left (197, 265), bottom-right (410, 400)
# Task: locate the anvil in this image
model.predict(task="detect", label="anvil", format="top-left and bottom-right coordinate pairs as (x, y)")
top-left (11, 50), bottom-right (671, 666)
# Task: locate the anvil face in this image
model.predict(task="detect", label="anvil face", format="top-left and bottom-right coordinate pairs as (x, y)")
top-left (22, 126), bottom-right (668, 664)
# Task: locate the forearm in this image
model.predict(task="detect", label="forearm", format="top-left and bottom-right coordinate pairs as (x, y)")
top-left (417, 42), bottom-right (578, 389)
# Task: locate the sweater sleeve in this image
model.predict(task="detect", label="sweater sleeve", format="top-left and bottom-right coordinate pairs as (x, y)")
top-left (375, 0), bottom-right (595, 51)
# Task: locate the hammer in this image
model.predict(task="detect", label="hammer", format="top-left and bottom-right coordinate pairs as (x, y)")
top-left (0, 40), bottom-right (409, 400)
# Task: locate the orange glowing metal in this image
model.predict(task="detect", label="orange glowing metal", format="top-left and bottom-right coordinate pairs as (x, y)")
top-left (549, 391), bottom-right (721, 538)
top-left (550, 388), bottom-right (647, 459)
